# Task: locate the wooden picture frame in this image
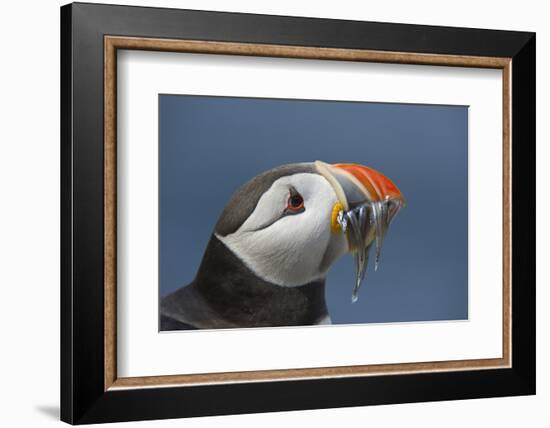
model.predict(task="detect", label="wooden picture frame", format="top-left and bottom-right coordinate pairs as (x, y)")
top-left (61, 2), bottom-right (535, 424)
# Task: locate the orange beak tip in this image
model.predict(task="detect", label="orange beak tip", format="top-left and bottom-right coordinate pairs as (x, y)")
top-left (332, 163), bottom-right (404, 203)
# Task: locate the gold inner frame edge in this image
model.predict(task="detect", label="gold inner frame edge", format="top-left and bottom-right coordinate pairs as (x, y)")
top-left (104, 36), bottom-right (512, 391)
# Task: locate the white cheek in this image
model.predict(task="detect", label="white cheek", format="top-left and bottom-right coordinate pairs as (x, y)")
top-left (218, 174), bottom-right (339, 287)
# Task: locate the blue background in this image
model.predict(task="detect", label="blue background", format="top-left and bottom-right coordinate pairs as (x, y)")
top-left (159, 95), bottom-right (468, 324)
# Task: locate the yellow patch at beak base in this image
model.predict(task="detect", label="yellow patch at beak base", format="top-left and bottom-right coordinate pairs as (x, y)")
top-left (331, 201), bottom-right (344, 233)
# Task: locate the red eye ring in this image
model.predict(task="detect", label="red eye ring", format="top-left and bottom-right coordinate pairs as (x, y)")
top-left (287, 193), bottom-right (304, 211)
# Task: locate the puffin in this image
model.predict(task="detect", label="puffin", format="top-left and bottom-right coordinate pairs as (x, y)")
top-left (160, 161), bottom-right (404, 330)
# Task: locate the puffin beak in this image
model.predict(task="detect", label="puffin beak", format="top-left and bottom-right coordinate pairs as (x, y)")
top-left (315, 160), bottom-right (405, 302)
top-left (315, 160), bottom-right (404, 214)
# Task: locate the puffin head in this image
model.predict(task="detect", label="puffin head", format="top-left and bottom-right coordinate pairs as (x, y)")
top-left (214, 161), bottom-right (404, 297)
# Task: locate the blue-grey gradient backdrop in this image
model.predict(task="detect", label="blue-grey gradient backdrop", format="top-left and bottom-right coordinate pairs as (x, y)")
top-left (159, 95), bottom-right (468, 324)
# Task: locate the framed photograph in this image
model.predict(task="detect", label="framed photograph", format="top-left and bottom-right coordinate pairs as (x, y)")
top-left (60, 2), bottom-right (535, 424)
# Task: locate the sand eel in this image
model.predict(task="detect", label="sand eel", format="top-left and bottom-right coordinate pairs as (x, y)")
top-left (160, 161), bottom-right (404, 330)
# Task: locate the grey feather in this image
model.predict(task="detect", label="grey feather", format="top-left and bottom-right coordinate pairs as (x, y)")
top-left (214, 162), bottom-right (316, 236)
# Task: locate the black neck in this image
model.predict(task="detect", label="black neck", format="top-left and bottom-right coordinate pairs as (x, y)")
top-left (190, 235), bottom-right (329, 327)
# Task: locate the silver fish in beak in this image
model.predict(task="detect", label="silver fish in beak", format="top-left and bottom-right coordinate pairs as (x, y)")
top-left (316, 161), bottom-right (405, 302)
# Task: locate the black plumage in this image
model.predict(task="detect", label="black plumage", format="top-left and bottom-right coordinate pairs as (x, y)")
top-left (160, 235), bottom-right (329, 330)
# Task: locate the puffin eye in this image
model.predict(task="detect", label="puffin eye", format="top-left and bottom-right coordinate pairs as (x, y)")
top-left (287, 191), bottom-right (304, 212)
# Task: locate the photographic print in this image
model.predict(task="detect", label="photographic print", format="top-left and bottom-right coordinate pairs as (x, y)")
top-left (62, 6), bottom-right (534, 422)
top-left (159, 95), bottom-right (468, 331)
